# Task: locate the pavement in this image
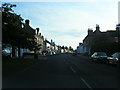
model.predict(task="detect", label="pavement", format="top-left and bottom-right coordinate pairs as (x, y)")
top-left (23, 54), bottom-right (47, 60)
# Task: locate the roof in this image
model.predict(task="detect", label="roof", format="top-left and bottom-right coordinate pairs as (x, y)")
top-left (22, 22), bottom-right (35, 36)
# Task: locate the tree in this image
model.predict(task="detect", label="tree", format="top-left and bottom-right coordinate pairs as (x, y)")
top-left (69, 46), bottom-right (73, 52)
top-left (2, 3), bottom-right (23, 44)
top-left (65, 46), bottom-right (68, 50)
top-left (2, 3), bottom-right (36, 57)
top-left (2, 3), bottom-right (23, 57)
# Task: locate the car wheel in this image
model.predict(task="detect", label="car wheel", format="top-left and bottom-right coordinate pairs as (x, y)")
top-left (91, 58), bottom-right (95, 62)
top-left (93, 59), bottom-right (97, 62)
top-left (106, 60), bottom-right (109, 64)
top-left (91, 59), bottom-right (94, 62)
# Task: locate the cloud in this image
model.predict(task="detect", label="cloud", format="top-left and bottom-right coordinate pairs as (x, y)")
top-left (2, 0), bottom-right (120, 3)
top-left (12, 2), bottom-right (118, 49)
top-left (41, 29), bottom-right (87, 49)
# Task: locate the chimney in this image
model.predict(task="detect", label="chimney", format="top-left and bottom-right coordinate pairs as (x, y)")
top-left (25, 19), bottom-right (30, 25)
top-left (41, 35), bottom-right (44, 39)
top-left (96, 24), bottom-right (100, 31)
top-left (116, 24), bottom-right (120, 30)
top-left (79, 43), bottom-right (82, 46)
top-left (51, 39), bottom-right (53, 43)
top-left (36, 28), bottom-right (39, 35)
top-left (39, 33), bottom-right (41, 36)
top-left (88, 28), bottom-right (93, 35)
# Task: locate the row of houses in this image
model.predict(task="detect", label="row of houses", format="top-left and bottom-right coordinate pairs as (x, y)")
top-left (12, 19), bottom-right (55, 57)
top-left (76, 24), bottom-right (120, 56)
top-left (11, 19), bottom-right (73, 57)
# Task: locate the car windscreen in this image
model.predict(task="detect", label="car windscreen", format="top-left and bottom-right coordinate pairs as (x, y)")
top-left (2, 44), bottom-right (12, 53)
top-left (97, 53), bottom-right (107, 56)
top-left (118, 53), bottom-right (120, 57)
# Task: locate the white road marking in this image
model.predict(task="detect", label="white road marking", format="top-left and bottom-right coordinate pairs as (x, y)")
top-left (81, 78), bottom-right (92, 89)
top-left (70, 66), bottom-right (76, 73)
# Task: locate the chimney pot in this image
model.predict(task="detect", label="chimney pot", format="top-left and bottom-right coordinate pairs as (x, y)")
top-left (25, 19), bottom-right (30, 25)
top-left (36, 28), bottom-right (39, 35)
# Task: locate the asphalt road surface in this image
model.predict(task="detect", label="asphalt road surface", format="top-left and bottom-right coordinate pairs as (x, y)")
top-left (2, 53), bottom-right (120, 89)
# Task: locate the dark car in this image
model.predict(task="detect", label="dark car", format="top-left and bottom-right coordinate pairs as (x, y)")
top-left (91, 52), bottom-right (108, 63)
top-left (72, 52), bottom-right (77, 56)
top-left (107, 52), bottom-right (120, 67)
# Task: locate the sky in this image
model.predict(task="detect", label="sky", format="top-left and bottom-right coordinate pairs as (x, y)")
top-left (2, 0), bottom-right (120, 49)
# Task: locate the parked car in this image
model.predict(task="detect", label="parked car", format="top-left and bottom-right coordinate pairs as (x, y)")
top-left (2, 44), bottom-right (12, 58)
top-left (72, 52), bottom-right (77, 56)
top-left (46, 51), bottom-right (56, 56)
top-left (107, 52), bottom-right (120, 67)
top-left (91, 52), bottom-right (108, 63)
top-left (46, 52), bottom-right (53, 56)
top-left (52, 51), bottom-right (56, 55)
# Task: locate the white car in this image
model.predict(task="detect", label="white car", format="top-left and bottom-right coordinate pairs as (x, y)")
top-left (107, 52), bottom-right (120, 67)
top-left (91, 52), bottom-right (108, 63)
top-left (47, 52), bottom-right (53, 56)
top-left (2, 44), bottom-right (12, 58)
top-left (2, 48), bottom-right (12, 58)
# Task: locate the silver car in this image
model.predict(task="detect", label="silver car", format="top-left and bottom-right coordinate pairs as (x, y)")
top-left (107, 52), bottom-right (120, 67)
top-left (91, 52), bottom-right (108, 63)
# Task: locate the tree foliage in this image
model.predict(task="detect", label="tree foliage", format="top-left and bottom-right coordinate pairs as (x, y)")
top-left (2, 3), bottom-right (36, 50)
top-left (2, 3), bottom-right (23, 45)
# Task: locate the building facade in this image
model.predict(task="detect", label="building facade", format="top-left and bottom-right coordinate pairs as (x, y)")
top-left (15, 19), bottom-right (36, 57)
top-left (77, 24), bottom-right (120, 56)
top-left (18, 20), bottom-right (46, 56)
top-left (34, 28), bottom-right (47, 55)
top-left (77, 43), bottom-right (84, 54)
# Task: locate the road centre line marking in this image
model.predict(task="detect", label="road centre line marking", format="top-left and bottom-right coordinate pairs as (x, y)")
top-left (70, 66), bottom-right (76, 73)
top-left (81, 78), bottom-right (92, 89)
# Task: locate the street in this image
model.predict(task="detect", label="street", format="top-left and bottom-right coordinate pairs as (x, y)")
top-left (3, 54), bottom-right (119, 88)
